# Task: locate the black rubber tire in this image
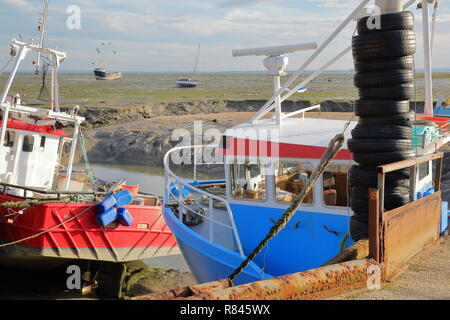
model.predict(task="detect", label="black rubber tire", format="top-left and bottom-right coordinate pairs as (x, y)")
top-left (358, 83), bottom-right (415, 100)
top-left (354, 55), bottom-right (414, 73)
top-left (357, 164), bottom-right (411, 179)
top-left (357, 11), bottom-right (414, 35)
top-left (352, 186), bottom-right (409, 201)
top-left (351, 194), bottom-right (409, 213)
top-left (354, 70), bottom-right (414, 89)
top-left (353, 150), bottom-right (416, 166)
top-left (352, 124), bottom-right (412, 139)
top-left (348, 138), bottom-right (412, 153)
top-left (349, 165), bottom-right (410, 188)
top-left (350, 218), bottom-right (368, 241)
top-left (358, 111), bottom-right (415, 127)
top-left (354, 100), bottom-right (411, 117)
top-left (352, 30), bottom-right (416, 61)
top-left (352, 211), bottom-right (369, 224)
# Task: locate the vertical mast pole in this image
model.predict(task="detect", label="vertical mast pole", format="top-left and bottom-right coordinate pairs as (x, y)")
top-left (65, 120), bottom-right (80, 191)
top-left (192, 43), bottom-right (200, 78)
top-left (36, 0), bottom-right (49, 74)
top-left (274, 75), bottom-right (282, 125)
top-left (422, 0), bottom-right (434, 115)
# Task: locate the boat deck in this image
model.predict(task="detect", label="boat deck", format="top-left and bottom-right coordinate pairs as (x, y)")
top-left (186, 195), bottom-right (237, 252)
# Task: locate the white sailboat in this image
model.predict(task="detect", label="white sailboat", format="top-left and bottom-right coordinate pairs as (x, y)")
top-left (177, 43), bottom-right (201, 87)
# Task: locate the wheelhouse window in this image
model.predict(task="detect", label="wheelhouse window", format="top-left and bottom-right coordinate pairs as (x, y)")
top-left (22, 135), bottom-right (34, 152)
top-left (231, 161), bottom-right (266, 201)
top-left (3, 131), bottom-right (15, 148)
top-left (418, 161), bottom-right (430, 181)
top-left (274, 161), bottom-right (313, 204)
top-left (323, 164), bottom-right (350, 207)
top-left (39, 136), bottom-right (46, 150)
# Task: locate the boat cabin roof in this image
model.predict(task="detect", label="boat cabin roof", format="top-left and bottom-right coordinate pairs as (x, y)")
top-left (220, 117), bottom-right (356, 160)
top-left (0, 119), bottom-right (67, 138)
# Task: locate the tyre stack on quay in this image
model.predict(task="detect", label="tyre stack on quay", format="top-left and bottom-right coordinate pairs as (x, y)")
top-left (349, 11), bottom-right (417, 241)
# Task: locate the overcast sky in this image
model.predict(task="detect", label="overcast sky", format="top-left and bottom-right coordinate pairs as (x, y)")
top-left (0, 0), bottom-right (449, 72)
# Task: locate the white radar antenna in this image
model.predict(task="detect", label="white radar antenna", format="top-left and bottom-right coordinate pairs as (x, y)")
top-left (232, 43), bottom-right (318, 125)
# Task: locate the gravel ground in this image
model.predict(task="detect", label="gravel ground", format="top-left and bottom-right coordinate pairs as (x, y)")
top-left (346, 236), bottom-right (450, 300)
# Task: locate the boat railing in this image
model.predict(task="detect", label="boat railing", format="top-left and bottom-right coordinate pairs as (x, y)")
top-left (413, 116), bottom-right (450, 149)
top-left (163, 145), bottom-right (245, 257)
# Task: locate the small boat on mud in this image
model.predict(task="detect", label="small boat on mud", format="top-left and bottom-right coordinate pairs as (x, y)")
top-left (177, 43), bottom-right (201, 88)
top-left (0, 4), bottom-right (178, 292)
top-left (162, 0), bottom-right (449, 287)
top-left (94, 59), bottom-right (122, 80)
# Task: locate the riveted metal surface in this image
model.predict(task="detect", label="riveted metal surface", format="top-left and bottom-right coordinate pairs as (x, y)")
top-left (133, 259), bottom-right (379, 300)
top-left (206, 259), bottom-right (379, 300)
top-left (382, 191), bottom-right (441, 279)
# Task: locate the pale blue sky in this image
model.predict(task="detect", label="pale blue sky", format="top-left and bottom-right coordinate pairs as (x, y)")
top-left (0, 0), bottom-right (449, 72)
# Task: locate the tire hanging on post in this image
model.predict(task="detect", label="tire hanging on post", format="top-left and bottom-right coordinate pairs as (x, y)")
top-left (349, 10), bottom-right (416, 241)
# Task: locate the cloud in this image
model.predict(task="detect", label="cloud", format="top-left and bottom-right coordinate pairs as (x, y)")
top-left (2, 0), bottom-right (34, 11)
top-left (217, 0), bottom-right (284, 8)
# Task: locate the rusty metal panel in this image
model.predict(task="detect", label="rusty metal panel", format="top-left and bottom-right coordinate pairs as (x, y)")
top-left (382, 191), bottom-right (441, 279)
top-left (202, 259), bottom-right (379, 300)
top-left (133, 259), bottom-right (381, 300)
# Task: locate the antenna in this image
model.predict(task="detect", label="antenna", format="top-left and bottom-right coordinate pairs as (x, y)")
top-left (35, 0), bottom-right (49, 75)
top-left (232, 43), bottom-right (318, 124)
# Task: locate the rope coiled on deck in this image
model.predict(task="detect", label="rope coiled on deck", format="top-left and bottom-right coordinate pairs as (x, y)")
top-left (228, 133), bottom-right (346, 283)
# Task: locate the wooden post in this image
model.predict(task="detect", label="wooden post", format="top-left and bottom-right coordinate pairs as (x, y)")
top-left (435, 158), bottom-right (442, 192)
top-left (369, 188), bottom-right (380, 263)
top-left (377, 172), bottom-right (385, 216)
top-left (409, 165), bottom-right (417, 201)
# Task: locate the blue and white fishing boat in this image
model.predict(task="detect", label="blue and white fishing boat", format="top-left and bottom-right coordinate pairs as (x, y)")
top-left (162, 0), bottom-right (449, 286)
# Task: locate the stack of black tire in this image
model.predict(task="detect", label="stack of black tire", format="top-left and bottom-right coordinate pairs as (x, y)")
top-left (349, 11), bottom-right (417, 241)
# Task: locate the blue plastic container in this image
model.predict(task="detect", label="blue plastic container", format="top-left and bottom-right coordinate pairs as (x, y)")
top-left (96, 207), bottom-right (118, 227)
top-left (95, 195), bottom-right (117, 214)
top-left (117, 207), bottom-right (134, 227)
top-left (113, 189), bottom-right (133, 207)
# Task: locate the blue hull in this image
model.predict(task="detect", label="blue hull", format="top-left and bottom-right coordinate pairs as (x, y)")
top-left (163, 207), bottom-right (272, 285)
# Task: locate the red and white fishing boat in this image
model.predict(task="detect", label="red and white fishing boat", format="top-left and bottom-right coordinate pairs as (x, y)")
top-left (0, 7), bottom-right (178, 271)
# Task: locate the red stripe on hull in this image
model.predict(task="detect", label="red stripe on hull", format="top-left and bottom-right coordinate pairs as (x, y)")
top-left (0, 194), bottom-right (177, 253)
top-left (219, 137), bottom-right (353, 160)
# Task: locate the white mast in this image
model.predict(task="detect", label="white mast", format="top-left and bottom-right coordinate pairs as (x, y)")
top-left (35, 0), bottom-right (49, 75)
top-left (421, 0), bottom-right (434, 115)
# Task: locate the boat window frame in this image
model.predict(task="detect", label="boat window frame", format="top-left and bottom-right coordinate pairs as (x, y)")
top-left (418, 161), bottom-right (430, 182)
top-left (320, 163), bottom-right (351, 209)
top-left (3, 130), bottom-right (15, 148)
top-left (272, 160), bottom-right (315, 207)
top-left (22, 135), bottom-right (35, 153)
top-left (39, 136), bottom-right (46, 151)
top-left (229, 160), bottom-right (268, 203)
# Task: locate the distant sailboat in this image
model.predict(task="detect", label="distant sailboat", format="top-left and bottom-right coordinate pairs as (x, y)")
top-left (177, 43), bottom-right (201, 88)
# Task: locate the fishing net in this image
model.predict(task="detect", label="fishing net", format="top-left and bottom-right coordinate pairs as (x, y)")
top-left (37, 61), bottom-right (51, 101)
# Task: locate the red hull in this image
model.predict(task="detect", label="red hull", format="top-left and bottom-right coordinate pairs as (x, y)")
top-left (0, 194), bottom-right (178, 263)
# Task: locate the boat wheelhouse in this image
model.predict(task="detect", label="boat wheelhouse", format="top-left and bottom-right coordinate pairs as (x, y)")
top-left (163, 0), bottom-right (449, 286)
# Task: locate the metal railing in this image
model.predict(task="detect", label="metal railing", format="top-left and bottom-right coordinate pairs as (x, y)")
top-left (163, 145), bottom-right (244, 257)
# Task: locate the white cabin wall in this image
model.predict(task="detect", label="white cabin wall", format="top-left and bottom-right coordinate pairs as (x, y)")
top-left (0, 129), bottom-right (61, 189)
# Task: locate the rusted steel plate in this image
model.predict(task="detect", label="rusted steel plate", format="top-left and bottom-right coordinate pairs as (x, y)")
top-left (133, 259), bottom-right (380, 300)
top-left (203, 259), bottom-right (379, 300)
top-left (382, 191), bottom-right (441, 279)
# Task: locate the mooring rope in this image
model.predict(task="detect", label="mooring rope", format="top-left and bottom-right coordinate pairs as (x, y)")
top-left (228, 133), bottom-right (346, 283)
